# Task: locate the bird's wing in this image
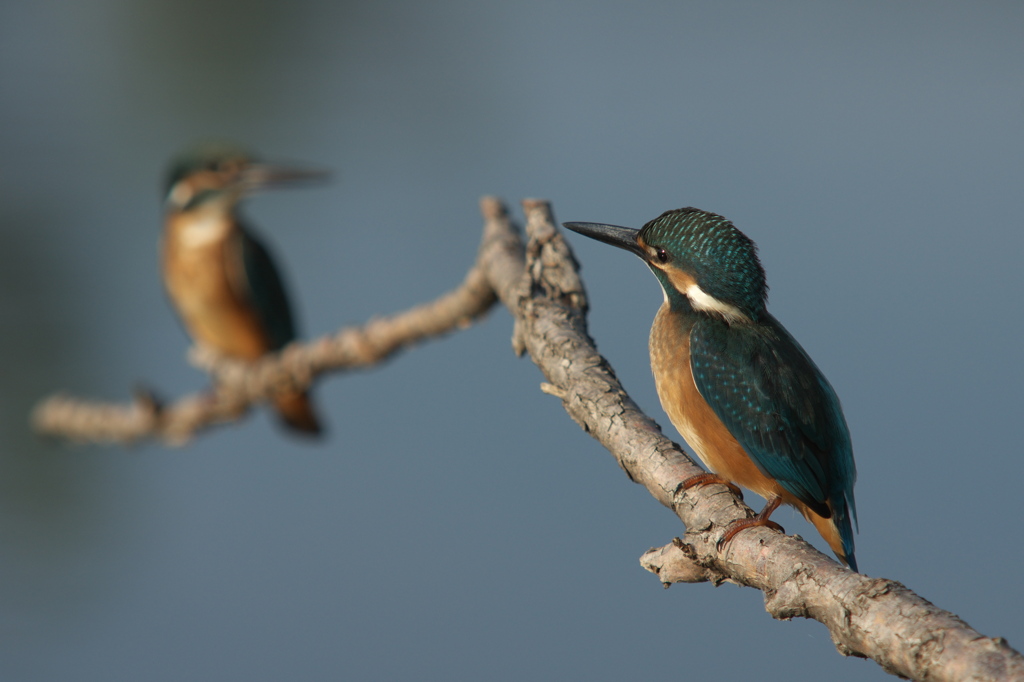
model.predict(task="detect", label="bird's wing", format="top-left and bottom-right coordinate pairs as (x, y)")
top-left (234, 225), bottom-right (297, 351)
top-left (689, 314), bottom-right (855, 518)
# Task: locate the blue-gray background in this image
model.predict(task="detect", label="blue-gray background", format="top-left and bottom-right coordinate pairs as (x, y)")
top-left (2, 2), bottom-right (1022, 680)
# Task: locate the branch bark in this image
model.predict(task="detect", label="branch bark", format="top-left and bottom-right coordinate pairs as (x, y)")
top-left (31, 197), bottom-right (1024, 681)
top-left (31, 208), bottom-right (503, 444)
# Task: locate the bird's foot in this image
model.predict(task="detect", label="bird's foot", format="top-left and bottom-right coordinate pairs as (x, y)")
top-left (717, 496), bottom-right (785, 552)
top-left (676, 473), bottom-right (743, 500)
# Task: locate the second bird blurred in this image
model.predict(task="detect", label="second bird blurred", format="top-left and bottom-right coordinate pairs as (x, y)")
top-left (161, 143), bottom-right (326, 436)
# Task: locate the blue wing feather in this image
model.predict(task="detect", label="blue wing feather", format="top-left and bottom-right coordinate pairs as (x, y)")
top-left (238, 225), bottom-right (297, 351)
top-left (690, 314), bottom-right (857, 528)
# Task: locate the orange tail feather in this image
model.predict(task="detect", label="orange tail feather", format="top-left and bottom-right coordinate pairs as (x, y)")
top-left (273, 390), bottom-right (323, 436)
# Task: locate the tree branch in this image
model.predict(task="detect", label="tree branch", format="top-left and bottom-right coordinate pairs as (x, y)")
top-left (495, 199), bottom-right (1023, 682)
top-left (31, 199), bottom-right (507, 445)
top-left (30, 197), bottom-right (1024, 680)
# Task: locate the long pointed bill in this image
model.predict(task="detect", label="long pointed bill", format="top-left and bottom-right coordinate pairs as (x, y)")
top-left (241, 163), bottom-right (331, 193)
top-left (562, 222), bottom-right (646, 258)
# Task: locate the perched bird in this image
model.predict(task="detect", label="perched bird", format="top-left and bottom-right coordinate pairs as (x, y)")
top-left (564, 208), bottom-right (858, 570)
top-left (161, 144), bottom-right (325, 436)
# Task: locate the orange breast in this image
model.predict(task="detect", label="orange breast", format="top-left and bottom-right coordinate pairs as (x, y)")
top-left (162, 215), bottom-right (269, 360)
top-left (649, 304), bottom-right (848, 561)
top-left (649, 304), bottom-right (787, 502)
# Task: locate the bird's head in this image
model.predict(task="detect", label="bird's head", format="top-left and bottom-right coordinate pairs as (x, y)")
top-left (564, 207), bottom-right (767, 323)
top-left (164, 143), bottom-right (327, 213)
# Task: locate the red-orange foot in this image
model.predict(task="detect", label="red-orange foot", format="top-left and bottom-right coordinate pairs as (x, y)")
top-left (676, 472), bottom-right (743, 500)
top-left (717, 496), bottom-right (785, 551)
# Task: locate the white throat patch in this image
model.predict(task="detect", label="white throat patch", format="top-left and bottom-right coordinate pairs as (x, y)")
top-left (177, 212), bottom-right (231, 249)
top-left (685, 283), bottom-right (749, 323)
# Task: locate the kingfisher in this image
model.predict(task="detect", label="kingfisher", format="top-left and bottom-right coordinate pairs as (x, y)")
top-left (564, 208), bottom-right (858, 570)
top-left (161, 143), bottom-right (325, 436)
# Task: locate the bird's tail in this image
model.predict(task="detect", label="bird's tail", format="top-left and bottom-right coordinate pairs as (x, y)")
top-left (273, 389), bottom-right (323, 437)
top-left (809, 499), bottom-right (858, 572)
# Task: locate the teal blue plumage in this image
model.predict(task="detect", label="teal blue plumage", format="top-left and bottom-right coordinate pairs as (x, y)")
top-left (564, 207), bottom-right (859, 570)
top-left (644, 208), bottom-right (858, 571)
top-left (239, 224), bottom-right (297, 351)
top-left (690, 313), bottom-right (858, 570)
top-left (642, 209), bottom-right (768, 321)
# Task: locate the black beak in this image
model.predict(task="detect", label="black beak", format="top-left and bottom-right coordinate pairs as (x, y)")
top-left (241, 162), bottom-right (331, 193)
top-left (562, 222), bottom-right (646, 259)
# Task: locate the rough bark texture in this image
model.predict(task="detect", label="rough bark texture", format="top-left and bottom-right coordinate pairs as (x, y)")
top-left (31, 197), bottom-right (1024, 681)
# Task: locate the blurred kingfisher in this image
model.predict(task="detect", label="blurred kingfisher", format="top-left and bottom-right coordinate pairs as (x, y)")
top-left (161, 143), bottom-right (325, 436)
top-left (564, 208), bottom-right (858, 570)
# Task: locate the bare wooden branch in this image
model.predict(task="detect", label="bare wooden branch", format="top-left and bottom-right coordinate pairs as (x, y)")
top-left (496, 198), bottom-right (1024, 682)
top-left (30, 196), bottom-right (1024, 680)
top-left (32, 203), bottom-right (503, 445)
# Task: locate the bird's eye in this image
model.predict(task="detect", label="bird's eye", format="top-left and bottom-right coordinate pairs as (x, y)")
top-left (656, 248), bottom-right (668, 263)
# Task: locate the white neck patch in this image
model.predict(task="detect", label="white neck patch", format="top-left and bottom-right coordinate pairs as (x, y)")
top-left (167, 182), bottom-right (194, 211)
top-left (177, 212), bottom-right (231, 249)
top-left (685, 283), bottom-right (749, 323)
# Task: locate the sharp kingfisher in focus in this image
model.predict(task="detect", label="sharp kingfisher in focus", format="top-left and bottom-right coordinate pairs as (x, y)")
top-left (564, 209), bottom-right (858, 570)
top-left (162, 144), bottom-right (325, 436)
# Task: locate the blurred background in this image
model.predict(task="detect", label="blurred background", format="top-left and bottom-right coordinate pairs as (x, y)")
top-left (2, 1), bottom-right (1022, 680)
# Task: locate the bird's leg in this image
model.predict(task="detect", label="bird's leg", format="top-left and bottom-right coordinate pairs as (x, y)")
top-left (717, 495), bottom-right (785, 551)
top-left (677, 472), bottom-right (743, 500)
